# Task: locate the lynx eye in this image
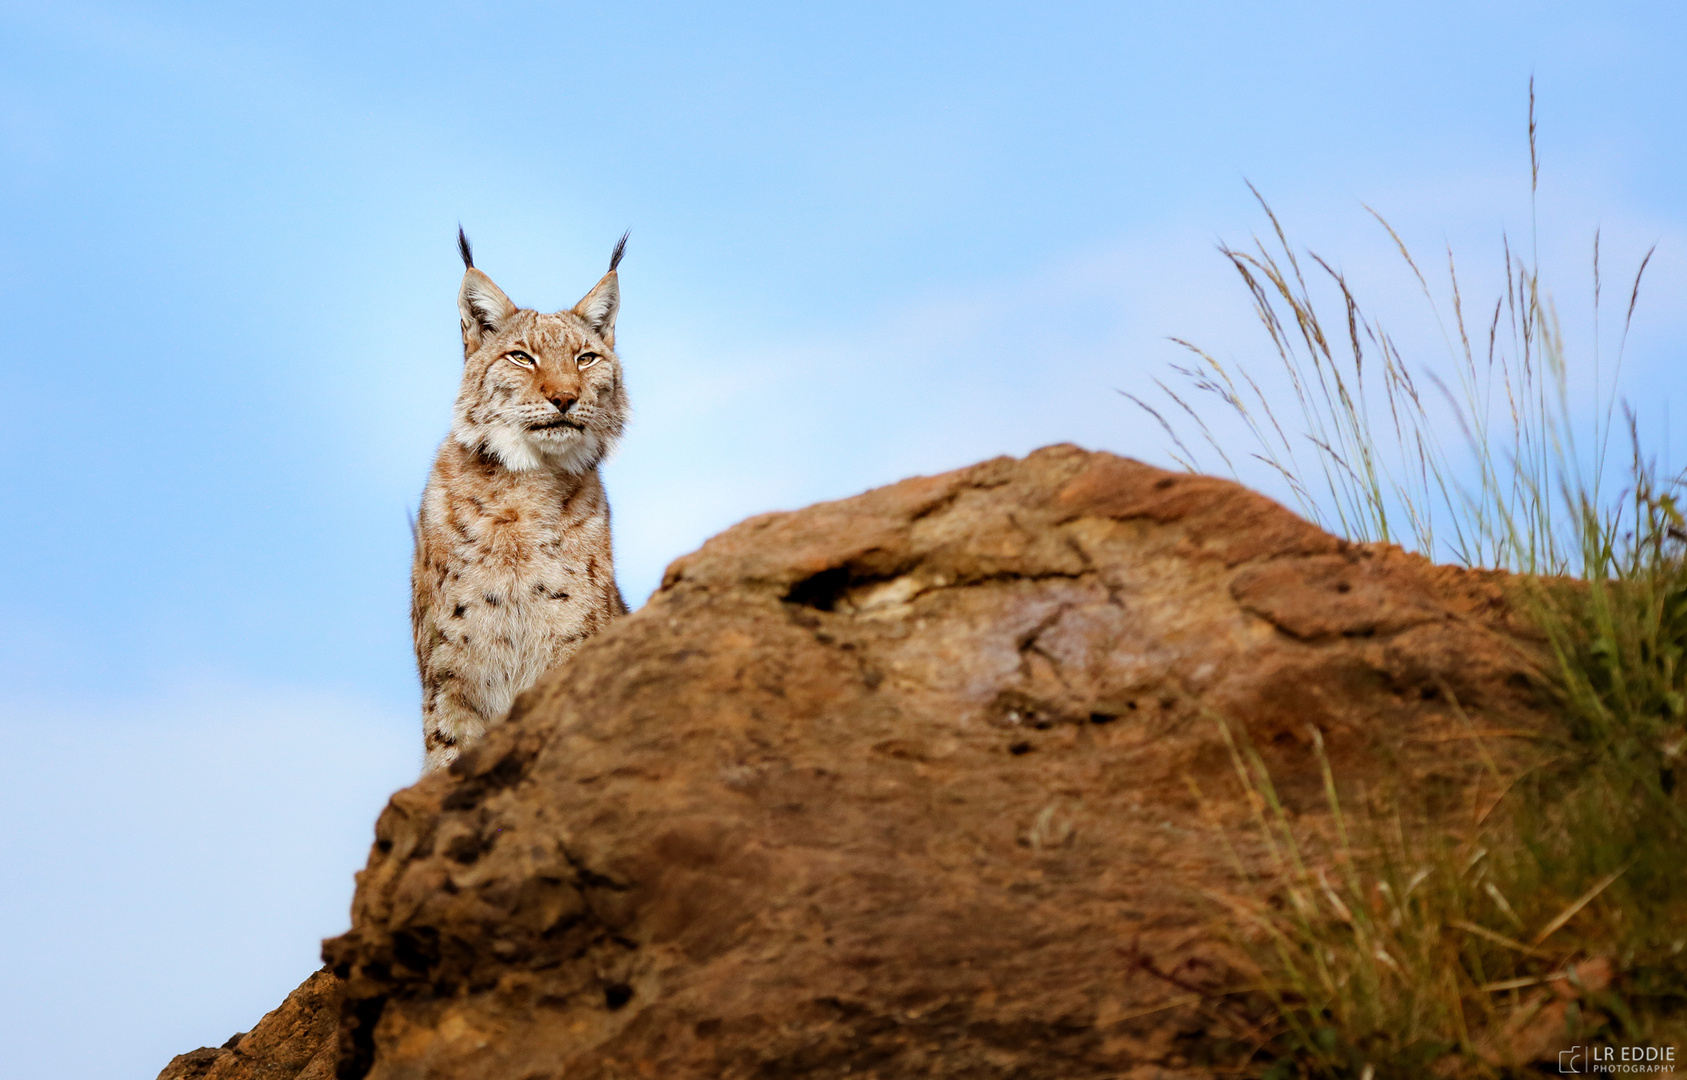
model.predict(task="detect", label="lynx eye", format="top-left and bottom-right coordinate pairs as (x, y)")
top-left (577, 352), bottom-right (601, 369)
top-left (505, 351), bottom-right (536, 368)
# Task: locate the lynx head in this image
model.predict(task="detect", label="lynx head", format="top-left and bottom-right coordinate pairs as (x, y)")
top-left (449, 229), bottom-right (630, 474)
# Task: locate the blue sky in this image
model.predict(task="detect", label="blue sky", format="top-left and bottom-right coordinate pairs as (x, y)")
top-left (1, 2), bottom-right (1683, 1076)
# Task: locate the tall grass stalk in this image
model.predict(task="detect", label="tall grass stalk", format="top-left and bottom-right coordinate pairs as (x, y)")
top-left (1129, 90), bottom-right (1654, 577)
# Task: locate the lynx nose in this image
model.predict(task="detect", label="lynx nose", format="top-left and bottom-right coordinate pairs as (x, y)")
top-left (549, 394), bottom-right (576, 415)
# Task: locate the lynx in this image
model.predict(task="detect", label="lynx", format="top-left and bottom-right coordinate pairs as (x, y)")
top-left (411, 230), bottom-right (631, 773)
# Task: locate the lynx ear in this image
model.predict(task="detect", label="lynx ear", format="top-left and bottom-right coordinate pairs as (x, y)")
top-left (572, 271), bottom-right (620, 346)
top-left (572, 232), bottom-right (626, 346)
top-left (458, 268), bottom-right (517, 354)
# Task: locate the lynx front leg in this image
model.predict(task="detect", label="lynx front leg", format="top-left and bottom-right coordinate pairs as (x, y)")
top-left (420, 673), bottom-right (489, 773)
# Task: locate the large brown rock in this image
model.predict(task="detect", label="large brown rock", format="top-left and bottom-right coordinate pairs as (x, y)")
top-left (181, 446), bottom-right (1550, 1079)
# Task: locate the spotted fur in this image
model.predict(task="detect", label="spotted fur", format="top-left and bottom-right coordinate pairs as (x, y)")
top-left (412, 234), bottom-right (630, 773)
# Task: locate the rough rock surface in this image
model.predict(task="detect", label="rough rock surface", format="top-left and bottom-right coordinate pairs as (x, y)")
top-left (158, 968), bottom-right (342, 1080)
top-left (166, 446), bottom-right (1549, 1079)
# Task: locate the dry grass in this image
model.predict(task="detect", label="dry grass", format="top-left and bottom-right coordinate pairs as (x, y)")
top-left (1142, 87), bottom-right (1687, 1075)
top-left (1128, 87), bottom-right (1651, 577)
top-left (1196, 720), bottom-right (1685, 1077)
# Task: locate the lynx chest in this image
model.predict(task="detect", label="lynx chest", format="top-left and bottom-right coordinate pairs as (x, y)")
top-left (414, 456), bottom-right (617, 721)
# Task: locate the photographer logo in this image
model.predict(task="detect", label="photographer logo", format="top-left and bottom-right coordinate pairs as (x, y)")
top-left (1560, 1045), bottom-right (1677, 1074)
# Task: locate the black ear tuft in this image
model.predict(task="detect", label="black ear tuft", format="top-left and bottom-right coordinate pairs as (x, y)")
top-left (457, 226), bottom-right (475, 270)
top-left (608, 230), bottom-right (629, 273)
